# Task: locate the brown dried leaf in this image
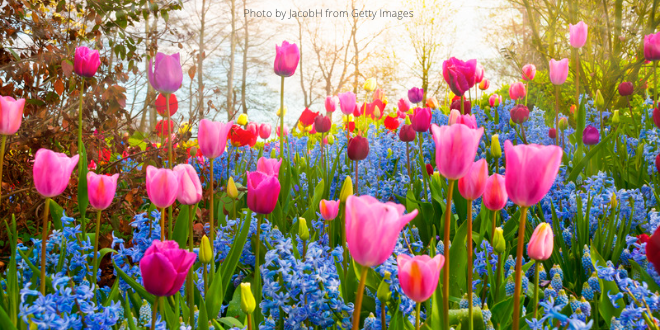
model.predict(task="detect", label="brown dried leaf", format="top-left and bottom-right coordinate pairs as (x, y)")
top-left (61, 60), bottom-right (73, 78)
top-left (188, 65), bottom-right (196, 80)
top-left (54, 79), bottom-right (64, 96)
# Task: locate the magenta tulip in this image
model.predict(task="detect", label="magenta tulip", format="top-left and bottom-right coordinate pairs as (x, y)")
top-left (259, 123), bottom-right (271, 139)
top-left (315, 115), bottom-right (332, 133)
top-left (139, 240), bottom-right (196, 297)
top-left (338, 92), bottom-right (357, 116)
top-left (522, 64), bottom-right (536, 81)
top-left (146, 166), bottom-right (181, 208)
top-left (483, 174), bottom-right (507, 211)
top-left (0, 96), bottom-right (25, 135)
top-left (247, 171), bottom-right (280, 214)
top-left (173, 164), bottom-right (202, 205)
top-left (147, 52), bottom-right (183, 94)
top-left (504, 140), bottom-right (562, 207)
top-left (74, 46), bottom-right (101, 78)
top-left (399, 124), bottom-right (416, 142)
top-left (442, 57), bottom-right (477, 96)
top-left (347, 136), bottom-right (370, 161)
top-left (345, 195), bottom-right (418, 267)
top-left (33, 149), bottom-right (79, 198)
top-left (458, 159), bottom-right (488, 200)
top-left (408, 87), bottom-right (424, 104)
top-left (325, 96), bottom-right (338, 113)
top-left (527, 223), bottom-right (554, 261)
top-left (510, 105), bottom-right (530, 124)
top-left (569, 21), bottom-right (588, 48)
top-left (509, 82), bottom-right (526, 101)
top-left (410, 107), bottom-right (432, 132)
top-left (398, 98), bottom-right (411, 113)
top-left (397, 254), bottom-right (445, 302)
top-left (87, 172), bottom-right (119, 210)
top-left (582, 125), bottom-right (600, 145)
top-left (653, 108), bottom-right (660, 129)
top-left (549, 58), bottom-right (569, 85)
top-left (274, 40), bottom-right (300, 77)
top-left (198, 119), bottom-right (233, 159)
top-left (257, 157), bottom-right (282, 178)
top-left (430, 124), bottom-right (484, 180)
top-left (644, 32), bottom-right (660, 61)
top-left (450, 98), bottom-right (472, 114)
top-left (319, 199), bottom-right (340, 220)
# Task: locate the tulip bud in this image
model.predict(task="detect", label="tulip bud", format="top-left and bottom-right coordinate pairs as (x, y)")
top-left (612, 110), bottom-right (620, 124)
top-left (339, 176), bottom-right (353, 202)
top-left (298, 217), bottom-right (310, 241)
top-left (270, 148), bottom-right (277, 158)
top-left (610, 192), bottom-right (618, 209)
top-left (327, 135), bottom-right (335, 145)
top-left (199, 235), bottom-right (213, 264)
top-left (595, 90), bottom-right (604, 108)
top-left (276, 106), bottom-right (287, 117)
top-left (492, 227), bottom-right (505, 254)
top-left (363, 78), bottom-right (377, 92)
top-left (373, 108), bottom-right (381, 119)
top-left (237, 113), bottom-right (248, 126)
top-left (227, 177), bottom-right (238, 199)
top-left (548, 128), bottom-right (556, 139)
top-left (405, 116), bottom-right (412, 125)
top-left (387, 148), bottom-right (393, 158)
top-left (490, 134), bottom-right (502, 158)
top-left (376, 271), bottom-right (392, 302)
top-left (559, 117), bottom-right (568, 131)
top-left (240, 283), bottom-right (256, 314)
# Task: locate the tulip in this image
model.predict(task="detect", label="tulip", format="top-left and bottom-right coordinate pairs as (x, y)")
top-left (458, 159), bottom-right (488, 200)
top-left (569, 21), bottom-right (588, 48)
top-left (325, 95), bottom-right (338, 113)
top-left (479, 78), bottom-right (490, 90)
top-left (377, 272), bottom-right (392, 303)
top-left (198, 119), bottom-right (233, 159)
top-left (33, 149), bottom-right (79, 198)
top-left (426, 96), bottom-right (439, 109)
top-left (489, 94), bottom-right (502, 107)
top-left (645, 32), bottom-right (660, 61)
top-left (559, 117), bottom-right (568, 131)
top-left (140, 240), bottom-right (196, 296)
top-left (549, 58), bottom-right (569, 85)
top-left (653, 108), bottom-right (660, 129)
top-left (646, 225), bottom-right (660, 273)
top-left (618, 82), bottom-right (634, 96)
top-left (522, 64), bottom-right (536, 81)
top-left (450, 98), bottom-right (472, 114)
top-left (483, 174), bottom-right (507, 211)
top-left (259, 123), bottom-right (271, 139)
top-left (299, 108), bottom-right (319, 127)
top-left (510, 105), bottom-right (530, 124)
top-left (548, 128), bottom-right (557, 139)
top-left (320, 199), bottom-right (340, 220)
top-left (474, 64), bottom-right (485, 84)
top-left (410, 107), bottom-right (432, 132)
top-left (74, 46), bottom-right (101, 78)
top-left (582, 125), bottom-right (599, 145)
top-left (315, 115), bottom-right (332, 133)
top-left (612, 110), bottom-right (620, 124)
top-left (247, 171), bottom-right (280, 214)
top-left (442, 57), bottom-right (477, 96)
top-left (155, 119), bottom-right (175, 137)
top-left (492, 227), bottom-right (505, 254)
top-left (276, 106), bottom-right (287, 117)
top-left (408, 87), bottom-right (424, 104)
top-left (274, 40), bottom-right (300, 77)
top-left (173, 164), bottom-right (202, 205)
top-left (240, 283), bottom-right (256, 315)
top-left (527, 223), bottom-right (554, 261)
top-left (509, 82), bottom-right (526, 101)
top-left (384, 115), bottom-right (400, 131)
top-left (297, 217), bottom-right (310, 241)
top-left (399, 124), bottom-right (416, 142)
top-left (199, 235), bottom-right (213, 264)
top-left (237, 113), bottom-right (248, 126)
top-left (425, 163), bottom-right (434, 176)
top-left (276, 125), bottom-right (288, 137)
top-left (397, 254), bottom-right (445, 303)
top-left (146, 166), bottom-right (180, 209)
top-left (373, 88), bottom-right (385, 101)
top-left (347, 136), bottom-right (370, 161)
top-left (257, 157), bottom-right (282, 178)
top-left (155, 93), bottom-right (178, 117)
top-left (230, 125), bottom-right (258, 147)
top-left (398, 98), bottom-right (412, 113)
top-left (595, 90), bottom-right (604, 108)
top-left (363, 78), bottom-right (377, 92)
top-left (338, 92), bottom-right (357, 116)
top-left (450, 110), bottom-right (478, 129)
top-left (0, 96), bottom-right (25, 135)
top-left (148, 52), bottom-right (183, 94)
top-left (339, 176), bottom-right (353, 202)
top-left (431, 124), bottom-right (484, 180)
top-left (87, 172), bottom-right (119, 210)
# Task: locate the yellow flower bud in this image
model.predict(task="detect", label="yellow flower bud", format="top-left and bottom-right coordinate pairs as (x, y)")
top-left (298, 217), bottom-right (310, 241)
top-left (405, 116), bottom-right (412, 125)
top-left (612, 110), bottom-right (620, 124)
top-left (387, 148), bottom-right (393, 158)
top-left (492, 227), bottom-right (505, 254)
top-left (376, 271), bottom-right (392, 302)
top-left (227, 177), bottom-right (238, 199)
top-left (363, 78), bottom-right (377, 92)
top-left (595, 90), bottom-right (604, 109)
top-left (276, 106), bottom-right (287, 117)
top-left (199, 235), bottom-right (213, 264)
top-left (610, 192), bottom-right (618, 209)
top-left (339, 176), bottom-right (353, 202)
top-left (490, 134), bottom-right (502, 158)
top-left (240, 283), bottom-right (256, 314)
top-left (373, 108), bottom-right (381, 119)
top-left (327, 135), bottom-right (335, 145)
top-left (270, 148), bottom-right (277, 158)
top-left (237, 113), bottom-right (248, 126)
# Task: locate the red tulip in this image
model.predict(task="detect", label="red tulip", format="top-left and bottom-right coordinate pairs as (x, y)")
top-left (259, 123), bottom-right (272, 139)
top-left (510, 105), bottom-right (530, 124)
top-left (314, 115), bottom-right (332, 133)
top-left (508, 82), bottom-right (526, 101)
top-left (425, 163), bottom-right (434, 176)
top-left (450, 98), bottom-right (471, 114)
top-left (522, 64), bottom-right (536, 81)
top-left (639, 234), bottom-right (651, 244)
top-left (155, 119), bottom-right (175, 137)
top-left (399, 124), bottom-right (416, 142)
top-left (618, 82), bottom-right (634, 96)
top-left (384, 115), bottom-right (400, 131)
top-left (299, 108), bottom-right (319, 127)
top-left (548, 128), bottom-right (557, 139)
top-left (325, 95), bottom-right (338, 113)
top-left (479, 79), bottom-right (490, 90)
top-left (398, 98), bottom-right (411, 113)
top-left (230, 125), bottom-right (257, 147)
top-left (483, 174), bottom-right (507, 211)
top-left (458, 159), bottom-right (488, 200)
top-left (155, 93), bottom-right (178, 116)
top-left (347, 136), bottom-right (369, 161)
top-left (656, 153), bottom-right (660, 173)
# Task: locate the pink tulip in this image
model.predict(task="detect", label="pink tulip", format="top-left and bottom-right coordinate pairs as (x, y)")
top-left (430, 124), bottom-right (484, 180)
top-left (33, 149), bottom-right (79, 198)
top-left (259, 123), bottom-right (271, 139)
top-left (504, 140), bottom-right (562, 207)
top-left (372, 88), bottom-right (385, 101)
top-left (345, 195), bottom-right (418, 267)
top-left (257, 157), bottom-right (282, 178)
top-left (397, 254), bottom-right (445, 302)
top-left (488, 94), bottom-right (502, 107)
top-left (442, 57), bottom-right (477, 96)
top-left (147, 52), bottom-right (183, 94)
top-left (0, 96), bottom-right (25, 135)
top-left (87, 172), bottom-right (119, 210)
top-left (173, 164), bottom-right (202, 205)
top-left (549, 59), bottom-right (569, 85)
top-left (319, 199), bottom-right (340, 220)
top-left (527, 223), bottom-right (554, 261)
top-left (474, 64), bottom-right (485, 84)
top-left (483, 174), bottom-right (508, 211)
top-left (458, 159), bottom-right (488, 200)
top-left (74, 46), bottom-right (101, 78)
top-left (398, 98), bottom-right (411, 113)
top-left (448, 110), bottom-right (477, 129)
top-left (509, 82), bottom-right (526, 101)
top-left (338, 92), bottom-right (357, 116)
top-left (644, 31), bottom-right (660, 61)
top-left (325, 95), bottom-right (338, 113)
top-left (146, 166), bottom-right (181, 208)
top-left (139, 240), bottom-right (196, 297)
top-left (569, 21), bottom-right (588, 49)
top-left (198, 119), bottom-right (233, 159)
top-left (274, 40), bottom-right (300, 77)
top-left (247, 171), bottom-right (281, 214)
top-left (410, 107), bottom-right (432, 133)
top-left (522, 64), bottom-right (536, 81)
top-left (277, 125), bottom-right (289, 137)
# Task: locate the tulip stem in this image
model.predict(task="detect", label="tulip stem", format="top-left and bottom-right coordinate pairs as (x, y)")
top-left (355, 161), bottom-right (359, 196)
top-left (554, 86), bottom-right (559, 146)
top-left (443, 180), bottom-right (455, 330)
top-left (91, 210), bottom-right (102, 288)
top-left (0, 135), bottom-right (6, 206)
top-left (351, 266), bottom-right (369, 330)
top-left (203, 263), bottom-right (208, 295)
top-left (490, 211), bottom-right (497, 243)
top-left (415, 302), bottom-right (421, 330)
top-left (78, 80), bottom-right (86, 238)
top-left (160, 208), bottom-right (166, 240)
top-left (460, 95), bottom-right (464, 115)
top-left (40, 197), bottom-right (51, 295)
top-left (512, 206), bottom-right (529, 330)
top-left (406, 142), bottom-right (412, 190)
top-left (467, 200), bottom-right (474, 330)
top-left (165, 93), bottom-right (173, 169)
top-left (279, 76), bottom-right (285, 161)
top-left (188, 204), bottom-right (195, 330)
top-left (575, 51), bottom-right (580, 108)
top-left (533, 261), bottom-right (540, 320)
top-left (494, 251), bottom-right (502, 305)
top-left (381, 302), bottom-right (387, 330)
top-left (247, 314), bottom-right (253, 330)
top-left (150, 297), bottom-right (159, 330)
top-left (654, 61), bottom-right (658, 109)
top-left (253, 214), bottom-right (264, 323)
top-left (627, 95), bottom-right (639, 136)
top-left (418, 133), bottom-right (428, 199)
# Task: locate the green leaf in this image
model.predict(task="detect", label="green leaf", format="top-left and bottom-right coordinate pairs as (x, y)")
top-left (0, 305), bottom-right (17, 330)
top-left (567, 133), bottom-right (615, 182)
top-left (206, 266), bottom-right (224, 321)
top-left (219, 211), bottom-right (253, 306)
top-left (122, 293), bottom-right (138, 330)
top-left (4, 215), bottom-right (18, 325)
top-left (159, 297), bottom-right (180, 329)
top-left (301, 179), bottom-right (324, 220)
top-left (449, 220), bottom-right (468, 300)
top-left (112, 260), bottom-right (155, 304)
top-left (197, 297), bottom-right (210, 330)
top-left (447, 308), bottom-right (484, 330)
top-left (49, 200), bottom-right (65, 230)
top-left (172, 205), bottom-right (190, 249)
top-left (218, 317), bottom-right (244, 328)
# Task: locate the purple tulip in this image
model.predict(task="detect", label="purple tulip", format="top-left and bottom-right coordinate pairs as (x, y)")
top-left (147, 52), bottom-right (183, 94)
top-left (274, 40), bottom-right (300, 77)
top-left (410, 107), bottom-right (432, 133)
top-left (645, 31), bottom-right (660, 61)
top-left (315, 115), bottom-right (332, 133)
top-left (338, 92), bottom-right (357, 116)
top-left (582, 125), bottom-right (600, 145)
top-left (399, 124), bottom-right (416, 142)
top-left (408, 87), bottom-right (424, 104)
top-left (347, 136), bottom-right (370, 161)
top-left (442, 57), bottom-right (477, 96)
top-left (247, 171), bottom-right (280, 214)
top-left (74, 46), bottom-right (101, 78)
top-left (139, 240), bottom-right (196, 297)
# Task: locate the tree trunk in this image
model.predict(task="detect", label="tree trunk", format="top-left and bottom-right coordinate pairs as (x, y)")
top-left (241, 0), bottom-right (249, 114)
top-left (226, 0), bottom-right (236, 121)
top-left (198, 0), bottom-right (207, 119)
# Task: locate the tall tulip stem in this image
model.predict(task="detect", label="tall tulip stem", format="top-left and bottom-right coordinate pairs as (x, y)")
top-left (355, 161), bottom-right (359, 195)
top-left (160, 208), bottom-right (166, 240)
top-left (253, 214), bottom-right (264, 322)
top-left (533, 261), bottom-right (540, 320)
top-left (512, 206), bottom-right (529, 330)
top-left (77, 80), bottom-right (86, 236)
top-left (494, 251), bottom-right (502, 304)
top-left (418, 133), bottom-right (428, 198)
top-left (188, 204), bottom-right (195, 330)
top-left (209, 159), bottom-right (216, 282)
top-left (415, 302), bottom-right (421, 330)
top-left (91, 210), bottom-right (102, 287)
top-left (165, 95), bottom-right (174, 239)
top-left (467, 200), bottom-right (474, 330)
top-left (150, 297), bottom-right (159, 330)
top-left (40, 197), bottom-right (51, 295)
top-left (279, 76), bottom-right (285, 161)
top-left (406, 142), bottom-right (412, 190)
top-left (443, 180), bottom-right (455, 330)
top-left (460, 95), bottom-right (465, 115)
top-left (490, 211), bottom-right (497, 243)
top-left (654, 61), bottom-right (658, 109)
top-left (0, 135), bottom-right (6, 206)
top-left (351, 266), bottom-right (369, 330)
top-left (554, 86), bottom-right (560, 146)
top-left (575, 51), bottom-right (580, 107)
